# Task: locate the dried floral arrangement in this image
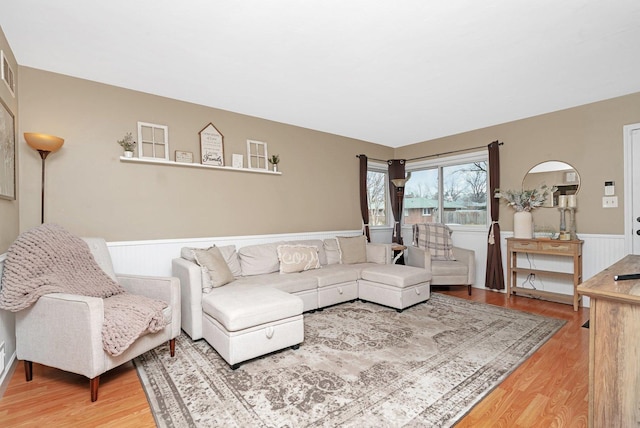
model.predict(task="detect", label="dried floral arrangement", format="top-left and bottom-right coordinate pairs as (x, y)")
top-left (495, 184), bottom-right (557, 212)
top-left (117, 132), bottom-right (136, 151)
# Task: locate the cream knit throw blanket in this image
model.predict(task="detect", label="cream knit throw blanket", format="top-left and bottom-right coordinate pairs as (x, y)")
top-left (0, 224), bottom-right (168, 356)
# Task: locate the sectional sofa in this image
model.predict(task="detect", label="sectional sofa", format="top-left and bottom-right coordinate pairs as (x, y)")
top-left (172, 235), bottom-right (432, 369)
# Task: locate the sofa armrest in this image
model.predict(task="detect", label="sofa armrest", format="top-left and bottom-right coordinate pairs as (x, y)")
top-left (452, 246), bottom-right (476, 285)
top-left (172, 257), bottom-right (204, 340)
top-left (16, 293), bottom-right (105, 379)
top-left (404, 246), bottom-right (432, 271)
top-left (117, 274), bottom-right (181, 338)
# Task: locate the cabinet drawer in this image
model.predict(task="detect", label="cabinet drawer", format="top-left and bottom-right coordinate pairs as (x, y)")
top-left (511, 240), bottom-right (539, 251)
top-left (540, 242), bottom-right (574, 254)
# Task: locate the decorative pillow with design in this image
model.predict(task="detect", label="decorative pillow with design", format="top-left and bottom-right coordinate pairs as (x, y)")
top-left (193, 246), bottom-right (235, 292)
top-left (277, 245), bottom-right (321, 274)
top-left (413, 223), bottom-right (456, 261)
top-left (336, 235), bottom-right (367, 264)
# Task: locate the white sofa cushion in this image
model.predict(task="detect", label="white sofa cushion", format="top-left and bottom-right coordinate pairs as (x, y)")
top-left (238, 243), bottom-right (280, 276)
top-left (361, 265), bottom-right (431, 288)
top-left (299, 267), bottom-right (358, 287)
top-left (324, 238), bottom-right (341, 265)
top-left (202, 287), bottom-right (302, 332)
top-left (232, 273), bottom-right (318, 294)
top-left (277, 245), bottom-right (320, 273)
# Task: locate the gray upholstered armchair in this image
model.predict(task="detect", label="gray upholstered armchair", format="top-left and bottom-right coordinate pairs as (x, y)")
top-left (15, 238), bottom-right (181, 402)
top-left (404, 224), bottom-right (476, 295)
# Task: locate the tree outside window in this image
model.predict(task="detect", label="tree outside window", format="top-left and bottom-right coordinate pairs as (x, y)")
top-left (404, 160), bottom-right (487, 226)
top-left (367, 170), bottom-right (387, 226)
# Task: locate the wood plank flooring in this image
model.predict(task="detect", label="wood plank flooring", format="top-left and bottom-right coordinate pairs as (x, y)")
top-left (0, 289), bottom-right (590, 427)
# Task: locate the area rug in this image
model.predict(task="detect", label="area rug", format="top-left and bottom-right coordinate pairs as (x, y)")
top-left (134, 293), bottom-right (565, 427)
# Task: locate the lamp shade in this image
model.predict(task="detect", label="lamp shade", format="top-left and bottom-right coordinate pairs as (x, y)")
top-left (24, 133), bottom-right (64, 152)
top-left (392, 178), bottom-right (407, 188)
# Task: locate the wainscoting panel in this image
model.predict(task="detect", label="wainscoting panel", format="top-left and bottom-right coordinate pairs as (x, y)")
top-left (108, 230), bottom-right (626, 306)
top-left (108, 230), bottom-right (363, 277)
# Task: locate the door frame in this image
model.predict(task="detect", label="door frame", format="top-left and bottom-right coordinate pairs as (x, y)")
top-left (623, 122), bottom-right (640, 254)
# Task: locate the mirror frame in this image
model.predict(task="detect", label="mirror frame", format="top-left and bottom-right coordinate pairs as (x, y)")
top-left (523, 161), bottom-right (580, 208)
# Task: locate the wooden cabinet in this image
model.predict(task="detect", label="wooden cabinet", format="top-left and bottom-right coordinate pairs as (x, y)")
top-left (577, 255), bottom-right (640, 427)
top-left (506, 238), bottom-right (583, 311)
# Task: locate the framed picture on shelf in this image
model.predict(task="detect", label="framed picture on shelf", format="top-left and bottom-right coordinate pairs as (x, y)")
top-left (175, 150), bottom-right (193, 163)
top-left (247, 139), bottom-right (268, 170)
top-left (232, 153), bottom-right (244, 168)
top-left (0, 97), bottom-right (15, 200)
top-left (200, 123), bottom-right (224, 166)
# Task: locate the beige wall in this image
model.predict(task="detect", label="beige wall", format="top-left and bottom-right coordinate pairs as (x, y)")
top-left (396, 92), bottom-right (640, 235)
top-left (18, 67), bottom-right (393, 241)
top-left (0, 27), bottom-right (18, 253)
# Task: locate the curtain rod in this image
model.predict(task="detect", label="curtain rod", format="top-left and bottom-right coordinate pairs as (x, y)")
top-left (356, 141), bottom-right (503, 164)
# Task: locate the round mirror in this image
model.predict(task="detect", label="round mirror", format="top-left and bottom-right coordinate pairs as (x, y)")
top-left (522, 161), bottom-right (580, 208)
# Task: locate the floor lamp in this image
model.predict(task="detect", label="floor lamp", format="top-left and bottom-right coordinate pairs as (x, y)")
top-left (24, 133), bottom-right (64, 224)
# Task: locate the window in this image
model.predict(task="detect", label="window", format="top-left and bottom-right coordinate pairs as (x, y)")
top-left (404, 152), bottom-right (488, 227)
top-left (137, 122), bottom-right (169, 160)
top-left (367, 165), bottom-right (388, 227)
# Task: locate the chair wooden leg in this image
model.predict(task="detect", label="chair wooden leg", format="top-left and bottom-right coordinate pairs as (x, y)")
top-left (169, 338), bottom-right (176, 357)
top-left (468, 284), bottom-right (472, 296)
top-left (90, 376), bottom-right (100, 402)
top-left (24, 361), bottom-right (33, 382)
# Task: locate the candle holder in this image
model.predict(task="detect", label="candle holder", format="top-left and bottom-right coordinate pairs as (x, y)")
top-left (568, 207), bottom-right (578, 240)
top-left (558, 207), bottom-right (567, 233)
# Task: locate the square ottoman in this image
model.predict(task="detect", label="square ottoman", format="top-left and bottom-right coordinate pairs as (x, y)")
top-left (359, 264), bottom-right (431, 311)
top-left (201, 287), bottom-right (304, 369)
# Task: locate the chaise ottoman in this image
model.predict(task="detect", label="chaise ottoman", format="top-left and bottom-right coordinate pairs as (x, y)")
top-left (358, 264), bottom-right (431, 311)
top-left (201, 287), bottom-right (304, 369)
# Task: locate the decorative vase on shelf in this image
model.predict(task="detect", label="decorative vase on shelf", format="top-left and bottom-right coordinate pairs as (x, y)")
top-left (513, 211), bottom-right (533, 239)
top-left (124, 150), bottom-right (134, 158)
top-left (272, 164), bottom-right (278, 172)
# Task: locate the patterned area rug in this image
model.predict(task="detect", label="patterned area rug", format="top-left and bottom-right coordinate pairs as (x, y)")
top-left (134, 293), bottom-right (565, 427)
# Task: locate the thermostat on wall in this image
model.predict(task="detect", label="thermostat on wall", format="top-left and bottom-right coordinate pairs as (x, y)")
top-left (605, 181), bottom-right (615, 196)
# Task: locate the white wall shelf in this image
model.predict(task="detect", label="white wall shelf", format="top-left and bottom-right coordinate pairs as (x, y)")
top-left (119, 156), bottom-right (282, 175)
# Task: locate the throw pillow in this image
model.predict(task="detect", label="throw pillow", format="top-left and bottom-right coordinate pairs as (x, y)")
top-left (413, 223), bottom-right (456, 261)
top-left (277, 245), bottom-right (321, 274)
top-left (181, 245), bottom-right (242, 277)
top-left (323, 238), bottom-right (341, 265)
top-left (336, 235), bottom-right (367, 264)
top-left (193, 246), bottom-right (235, 292)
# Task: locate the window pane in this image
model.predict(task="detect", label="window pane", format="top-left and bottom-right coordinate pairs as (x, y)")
top-left (442, 161), bottom-right (487, 226)
top-left (404, 169), bottom-right (439, 225)
top-left (367, 170), bottom-right (387, 226)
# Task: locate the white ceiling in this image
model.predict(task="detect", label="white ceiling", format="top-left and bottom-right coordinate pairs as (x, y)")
top-left (2, 0), bottom-right (640, 148)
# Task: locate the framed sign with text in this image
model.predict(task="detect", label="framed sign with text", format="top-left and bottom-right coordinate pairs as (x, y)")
top-left (199, 123), bottom-right (224, 166)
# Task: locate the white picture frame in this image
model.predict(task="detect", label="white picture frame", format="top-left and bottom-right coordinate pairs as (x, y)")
top-left (232, 154), bottom-right (244, 169)
top-left (247, 139), bottom-right (268, 170)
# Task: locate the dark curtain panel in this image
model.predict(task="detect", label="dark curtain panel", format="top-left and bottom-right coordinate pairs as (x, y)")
top-left (485, 141), bottom-right (505, 290)
top-left (388, 159), bottom-right (406, 244)
top-left (359, 154), bottom-right (371, 242)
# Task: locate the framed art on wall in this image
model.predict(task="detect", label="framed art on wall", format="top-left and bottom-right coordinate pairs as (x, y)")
top-left (200, 123), bottom-right (224, 166)
top-left (0, 97), bottom-right (15, 200)
top-left (247, 139), bottom-right (268, 170)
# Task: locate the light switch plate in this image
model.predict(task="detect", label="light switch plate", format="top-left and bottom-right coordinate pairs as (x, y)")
top-left (602, 196), bottom-right (618, 208)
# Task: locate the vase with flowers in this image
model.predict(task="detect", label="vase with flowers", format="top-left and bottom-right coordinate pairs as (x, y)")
top-left (496, 184), bottom-right (557, 239)
top-left (117, 132), bottom-right (136, 158)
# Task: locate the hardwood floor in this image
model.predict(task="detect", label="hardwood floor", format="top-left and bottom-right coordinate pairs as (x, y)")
top-left (0, 289), bottom-right (590, 427)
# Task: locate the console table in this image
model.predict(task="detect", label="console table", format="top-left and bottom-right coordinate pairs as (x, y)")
top-left (577, 254), bottom-right (640, 427)
top-left (506, 237), bottom-right (583, 311)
